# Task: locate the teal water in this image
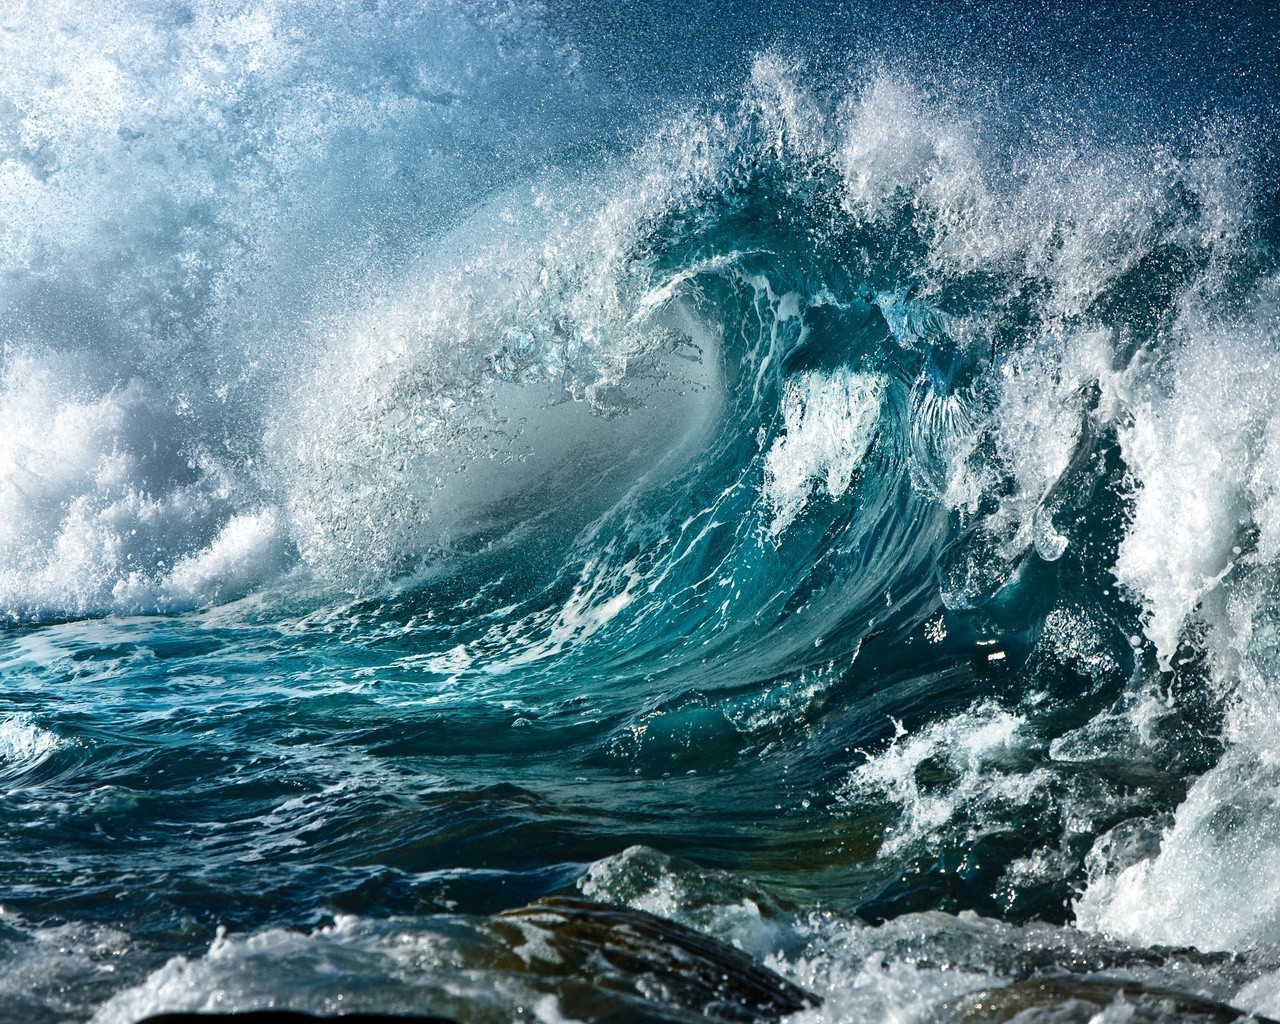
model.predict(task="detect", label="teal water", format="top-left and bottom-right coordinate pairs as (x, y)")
top-left (4, 2), bottom-right (1280, 1021)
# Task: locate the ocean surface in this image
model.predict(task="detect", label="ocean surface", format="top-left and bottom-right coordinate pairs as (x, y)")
top-left (4, 2), bottom-right (1280, 1021)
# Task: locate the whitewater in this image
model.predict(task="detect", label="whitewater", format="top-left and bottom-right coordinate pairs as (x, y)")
top-left (3, 1), bottom-right (1280, 1022)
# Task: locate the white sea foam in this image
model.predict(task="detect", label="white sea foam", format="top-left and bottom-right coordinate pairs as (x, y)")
top-left (264, 96), bottom-right (737, 587)
top-left (0, 714), bottom-right (64, 773)
top-left (1111, 315), bottom-right (1280, 670)
top-left (0, 0), bottom-right (606, 616)
top-left (1076, 742), bottom-right (1280, 952)
top-left (0, 919), bottom-right (137, 1023)
top-left (1071, 295), bottom-right (1280, 954)
top-left (762, 369), bottom-right (885, 537)
top-left (577, 849), bottom-right (1250, 1024)
top-left (840, 702), bottom-right (1046, 856)
top-left (90, 913), bottom-right (574, 1024)
top-left (0, 350), bottom-right (287, 618)
top-left (1074, 574), bottom-right (1280, 954)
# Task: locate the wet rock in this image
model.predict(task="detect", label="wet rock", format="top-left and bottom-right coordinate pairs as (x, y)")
top-left (136, 1015), bottom-right (460, 1024)
top-left (134, 899), bottom-right (817, 1024)
top-left (492, 896), bottom-right (820, 1023)
top-left (938, 975), bottom-right (1280, 1024)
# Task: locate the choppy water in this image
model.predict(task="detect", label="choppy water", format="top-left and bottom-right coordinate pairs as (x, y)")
top-left (4, 2), bottom-right (1280, 1022)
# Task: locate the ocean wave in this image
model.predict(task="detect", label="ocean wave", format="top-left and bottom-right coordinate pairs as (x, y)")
top-left (4, 2), bottom-right (1280, 1018)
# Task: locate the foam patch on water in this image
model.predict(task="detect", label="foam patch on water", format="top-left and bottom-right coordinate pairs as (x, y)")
top-left (88, 919), bottom-right (490, 1024)
top-left (0, 919), bottom-right (139, 1023)
top-left (1234, 966), bottom-right (1280, 1021)
top-left (1075, 568), bottom-right (1280, 954)
top-left (573, 846), bottom-right (1268, 1024)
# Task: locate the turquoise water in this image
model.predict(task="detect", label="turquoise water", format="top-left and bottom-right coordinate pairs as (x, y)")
top-left (4, 2), bottom-right (1280, 1021)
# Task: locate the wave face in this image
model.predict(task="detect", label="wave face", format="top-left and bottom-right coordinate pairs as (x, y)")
top-left (4, 2), bottom-right (1280, 1021)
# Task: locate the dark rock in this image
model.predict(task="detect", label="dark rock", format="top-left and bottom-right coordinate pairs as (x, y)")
top-left (493, 897), bottom-right (819, 1023)
top-left (937, 975), bottom-right (1280, 1024)
top-left (132, 898), bottom-right (817, 1024)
